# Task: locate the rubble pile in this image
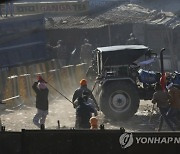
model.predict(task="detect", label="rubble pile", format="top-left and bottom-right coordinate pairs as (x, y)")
top-left (45, 3), bottom-right (180, 29)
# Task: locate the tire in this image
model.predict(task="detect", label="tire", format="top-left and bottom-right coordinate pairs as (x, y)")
top-left (99, 81), bottom-right (140, 120)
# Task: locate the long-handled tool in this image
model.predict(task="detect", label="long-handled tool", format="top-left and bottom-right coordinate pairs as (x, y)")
top-left (37, 75), bottom-right (73, 104)
top-left (47, 83), bottom-right (73, 104)
top-left (160, 48), bottom-right (166, 91)
top-left (91, 80), bottom-right (98, 93)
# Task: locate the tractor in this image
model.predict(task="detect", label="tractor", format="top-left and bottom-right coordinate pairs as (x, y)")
top-left (91, 45), bottom-right (161, 120)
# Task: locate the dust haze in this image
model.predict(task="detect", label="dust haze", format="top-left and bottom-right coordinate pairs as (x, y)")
top-left (0, 80), bottom-right (162, 132)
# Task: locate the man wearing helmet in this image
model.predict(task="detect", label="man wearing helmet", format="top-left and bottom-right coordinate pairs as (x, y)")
top-left (72, 79), bottom-right (99, 111)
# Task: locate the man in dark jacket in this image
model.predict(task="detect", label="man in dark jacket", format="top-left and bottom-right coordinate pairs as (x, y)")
top-left (152, 83), bottom-right (174, 131)
top-left (167, 84), bottom-right (180, 129)
top-left (32, 76), bottom-right (49, 128)
top-left (75, 96), bottom-right (98, 129)
top-left (72, 79), bottom-right (99, 110)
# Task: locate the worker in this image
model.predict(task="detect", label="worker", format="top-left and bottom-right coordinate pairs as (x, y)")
top-left (80, 38), bottom-right (93, 66)
top-left (32, 76), bottom-right (49, 128)
top-left (72, 79), bottom-right (99, 111)
top-left (83, 91), bottom-right (97, 109)
top-left (75, 96), bottom-right (98, 129)
top-left (5, 1), bottom-right (14, 17)
top-left (167, 84), bottom-right (180, 129)
top-left (152, 83), bottom-right (175, 131)
top-left (126, 33), bottom-right (140, 45)
top-left (89, 116), bottom-right (98, 129)
top-left (48, 40), bottom-right (67, 67)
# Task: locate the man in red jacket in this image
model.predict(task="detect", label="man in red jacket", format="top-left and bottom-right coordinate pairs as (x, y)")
top-left (32, 76), bottom-right (49, 128)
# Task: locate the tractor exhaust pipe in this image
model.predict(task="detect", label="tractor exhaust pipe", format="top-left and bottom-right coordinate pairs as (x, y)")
top-left (160, 48), bottom-right (166, 91)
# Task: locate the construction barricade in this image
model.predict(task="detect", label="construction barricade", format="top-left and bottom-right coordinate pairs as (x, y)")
top-left (46, 69), bottom-right (61, 100)
top-left (66, 65), bottom-right (78, 90)
top-left (17, 66), bottom-right (28, 76)
top-left (0, 70), bottom-right (8, 101)
top-left (44, 61), bottom-right (53, 72)
top-left (74, 63), bottom-right (88, 85)
top-left (12, 76), bottom-right (20, 106)
top-left (3, 75), bottom-right (19, 107)
top-left (46, 59), bottom-right (58, 71)
top-left (27, 62), bottom-right (45, 76)
top-left (39, 62), bottom-right (47, 74)
top-left (18, 74), bottom-right (33, 105)
top-left (26, 74), bottom-right (35, 105)
top-left (8, 67), bottom-right (18, 77)
top-left (58, 66), bottom-right (74, 95)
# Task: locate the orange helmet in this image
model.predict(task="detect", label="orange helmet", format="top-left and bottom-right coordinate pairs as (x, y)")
top-left (80, 79), bottom-right (87, 86)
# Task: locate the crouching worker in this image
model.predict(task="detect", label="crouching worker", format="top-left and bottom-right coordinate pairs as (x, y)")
top-left (75, 96), bottom-right (98, 129)
top-left (152, 83), bottom-right (175, 131)
top-left (32, 76), bottom-right (49, 128)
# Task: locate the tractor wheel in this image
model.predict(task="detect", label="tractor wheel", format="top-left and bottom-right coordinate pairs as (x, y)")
top-left (99, 81), bottom-right (140, 120)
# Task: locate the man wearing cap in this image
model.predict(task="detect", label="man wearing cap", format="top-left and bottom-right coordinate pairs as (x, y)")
top-left (32, 76), bottom-right (49, 128)
top-left (72, 79), bottom-right (99, 110)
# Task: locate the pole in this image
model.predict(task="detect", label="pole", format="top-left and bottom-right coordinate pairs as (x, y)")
top-left (36, 75), bottom-right (73, 104)
top-left (160, 48), bottom-right (165, 75)
top-left (108, 24), bottom-right (111, 46)
top-left (160, 48), bottom-right (166, 91)
top-left (47, 83), bottom-right (73, 104)
top-left (91, 81), bottom-right (97, 93)
top-left (0, 95), bottom-right (20, 104)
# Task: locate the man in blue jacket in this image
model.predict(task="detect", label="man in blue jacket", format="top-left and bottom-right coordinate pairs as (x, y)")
top-left (75, 96), bottom-right (98, 129)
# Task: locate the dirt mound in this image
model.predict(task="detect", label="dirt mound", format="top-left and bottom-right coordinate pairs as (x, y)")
top-left (45, 3), bottom-right (180, 29)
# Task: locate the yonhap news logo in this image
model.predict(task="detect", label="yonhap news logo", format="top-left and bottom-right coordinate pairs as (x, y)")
top-left (119, 133), bottom-right (180, 149)
top-left (119, 133), bottom-right (133, 149)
